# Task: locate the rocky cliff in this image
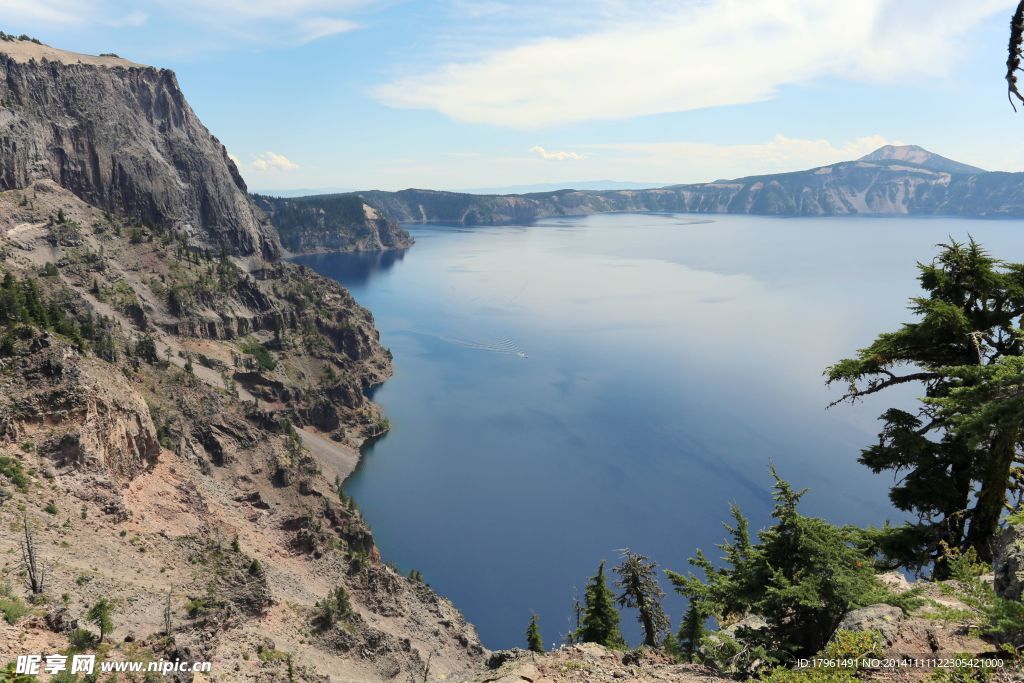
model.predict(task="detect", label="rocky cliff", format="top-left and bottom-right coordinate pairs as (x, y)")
top-left (355, 145), bottom-right (1024, 224)
top-left (0, 40), bottom-right (279, 260)
top-left (0, 37), bottom-right (483, 682)
top-left (253, 193), bottom-right (413, 254)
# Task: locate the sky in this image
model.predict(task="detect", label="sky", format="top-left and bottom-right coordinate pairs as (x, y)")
top-left (1, 0), bottom-right (1022, 192)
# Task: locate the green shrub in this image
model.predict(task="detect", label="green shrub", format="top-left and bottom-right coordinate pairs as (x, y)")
top-left (820, 629), bottom-right (884, 661)
top-left (67, 627), bottom-right (97, 652)
top-left (0, 456), bottom-right (28, 490)
top-left (240, 341), bottom-right (276, 371)
top-left (314, 586), bottom-right (353, 630)
top-left (667, 467), bottom-right (906, 662)
top-left (0, 594), bottom-right (28, 624)
top-left (186, 598), bottom-right (208, 618)
top-left (760, 666), bottom-right (857, 682)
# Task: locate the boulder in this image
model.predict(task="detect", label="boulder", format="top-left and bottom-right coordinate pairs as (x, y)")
top-left (835, 604), bottom-right (903, 646)
top-left (994, 521), bottom-right (1024, 601)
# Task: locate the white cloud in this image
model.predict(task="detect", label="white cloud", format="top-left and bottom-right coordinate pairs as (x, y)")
top-left (582, 134), bottom-right (900, 180)
top-left (251, 151), bottom-right (299, 172)
top-left (227, 152), bottom-right (241, 166)
top-left (529, 145), bottom-right (583, 161)
top-left (295, 16), bottom-right (359, 43)
top-left (0, 0), bottom-right (372, 49)
top-left (0, 0), bottom-right (86, 24)
top-left (375, 0), bottom-right (1008, 128)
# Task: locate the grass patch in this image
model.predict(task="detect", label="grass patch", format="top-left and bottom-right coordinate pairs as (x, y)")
top-left (0, 585), bottom-right (29, 625)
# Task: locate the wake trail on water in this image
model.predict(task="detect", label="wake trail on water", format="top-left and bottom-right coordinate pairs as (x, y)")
top-left (439, 334), bottom-right (529, 358)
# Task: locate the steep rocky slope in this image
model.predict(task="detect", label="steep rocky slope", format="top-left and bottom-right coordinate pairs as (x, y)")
top-left (0, 39), bottom-right (278, 261)
top-left (253, 193), bottom-right (412, 255)
top-left (353, 145), bottom-right (1024, 224)
top-left (0, 37), bottom-right (483, 682)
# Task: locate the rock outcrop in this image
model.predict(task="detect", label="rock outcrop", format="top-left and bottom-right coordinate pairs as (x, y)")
top-left (253, 193), bottom-right (413, 254)
top-left (0, 39), bottom-right (279, 260)
top-left (0, 336), bottom-right (160, 481)
top-left (834, 604), bottom-right (904, 646)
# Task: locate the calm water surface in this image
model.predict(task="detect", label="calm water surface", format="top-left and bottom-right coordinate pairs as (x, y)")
top-left (295, 214), bottom-right (1024, 648)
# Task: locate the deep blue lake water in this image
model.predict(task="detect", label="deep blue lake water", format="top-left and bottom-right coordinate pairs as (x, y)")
top-left (295, 213), bottom-right (1024, 649)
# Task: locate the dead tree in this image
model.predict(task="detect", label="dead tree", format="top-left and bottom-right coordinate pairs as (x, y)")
top-left (164, 588), bottom-right (173, 636)
top-left (20, 512), bottom-right (45, 594)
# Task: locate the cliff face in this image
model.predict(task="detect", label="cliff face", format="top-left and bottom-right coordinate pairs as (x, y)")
top-left (356, 146), bottom-right (1024, 224)
top-left (0, 38), bottom-right (483, 682)
top-left (253, 193), bottom-right (413, 254)
top-left (0, 41), bottom-right (279, 259)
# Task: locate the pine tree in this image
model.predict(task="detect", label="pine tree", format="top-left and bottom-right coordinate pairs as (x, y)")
top-left (579, 561), bottom-right (626, 649)
top-left (526, 613), bottom-right (544, 653)
top-left (613, 549), bottom-right (669, 647)
top-left (677, 602), bottom-right (706, 662)
top-left (87, 598), bottom-right (114, 643)
top-left (826, 239), bottom-right (1024, 571)
top-left (667, 467), bottom-right (903, 658)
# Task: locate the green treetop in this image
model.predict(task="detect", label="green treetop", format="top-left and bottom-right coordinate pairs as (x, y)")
top-left (676, 601), bottom-right (707, 662)
top-left (579, 561), bottom-right (626, 649)
top-left (525, 612), bottom-right (544, 653)
top-left (666, 467), bottom-right (906, 658)
top-left (87, 597), bottom-right (114, 643)
top-left (826, 239), bottom-right (1024, 572)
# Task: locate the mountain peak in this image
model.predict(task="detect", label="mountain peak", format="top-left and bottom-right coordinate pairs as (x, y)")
top-left (858, 144), bottom-right (984, 174)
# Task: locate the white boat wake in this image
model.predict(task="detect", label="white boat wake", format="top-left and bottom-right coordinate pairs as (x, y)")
top-left (440, 334), bottom-right (529, 358)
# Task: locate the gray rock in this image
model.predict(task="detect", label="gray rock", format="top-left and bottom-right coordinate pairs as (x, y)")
top-left (721, 613), bottom-right (768, 639)
top-left (835, 604), bottom-right (903, 646)
top-left (0, 45), bottom-right (279, 260)
top-left (994, 522), bottom-right (1024, 601)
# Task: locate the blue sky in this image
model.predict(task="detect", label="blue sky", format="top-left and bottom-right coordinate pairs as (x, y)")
top-left (2, 0), bottom-right (1021, 191)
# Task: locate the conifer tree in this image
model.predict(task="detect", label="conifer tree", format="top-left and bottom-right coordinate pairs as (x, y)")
top-left (826, 239), bottom-right (1024, 570)
top-left (579, 561), bottom-right (626, 649)
top-left (667, 467), bottom-right (902, 658)
top-left (87, 598), bottom-right (114, 643)
top-left (677, 602), bottom-right (706, 662)
top-left (613, 549), bottom-right (669, 647)
top-left (526, 612), bottom-right (544, 653)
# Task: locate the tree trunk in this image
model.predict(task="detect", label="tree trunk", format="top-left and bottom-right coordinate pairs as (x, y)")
top-left (639, 603), bottom-right (657, 648)
top-left (966, 428), bottom-right (1018, 562)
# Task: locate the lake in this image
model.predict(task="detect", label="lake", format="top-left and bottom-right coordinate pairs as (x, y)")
top-left (294, 213), bottom-right (1024, 649)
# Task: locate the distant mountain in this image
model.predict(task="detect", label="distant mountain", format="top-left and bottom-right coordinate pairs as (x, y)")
top-left (455, 180), bottom-right (669, 194)
top-left (348, 146), bottom-right (1024, 225)
top-left (252, 186), bottom-right (354, 197)
top-left (857, 144), bottom-right (984, 175)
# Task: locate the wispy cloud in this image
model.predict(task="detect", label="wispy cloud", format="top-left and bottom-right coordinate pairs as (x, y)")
top-left (295, 16), bottom-right (359, 43)
top-left (375, 0), bottom-right (1008, 128)
top-left (251, 151), bottom-right (299, 171)
top-left (0, 0), bottom-right (88, 24)
top-left (530, 145), bottom-right (583, 161)
top-left (580, 134), bottom-right (900, 180)
top-left (0, 0), bottom-right (372, 49)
